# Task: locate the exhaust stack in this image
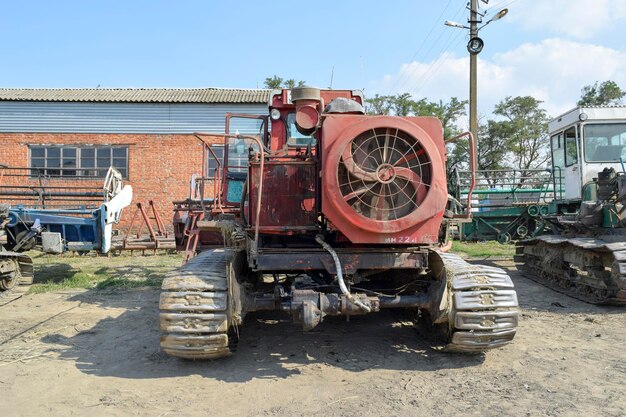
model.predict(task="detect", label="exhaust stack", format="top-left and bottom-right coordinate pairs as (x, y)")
top-left (291, 87), bottom-right (321, 136)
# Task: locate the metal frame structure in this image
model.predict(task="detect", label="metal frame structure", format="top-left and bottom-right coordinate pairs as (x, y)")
top-left (116, 200), bottom-right (175, 252)
top-left (0, 166), bottom-right (106, 209)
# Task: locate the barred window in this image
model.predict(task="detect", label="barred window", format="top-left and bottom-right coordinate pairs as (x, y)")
top-left (30, 146), bottom-right (128, 178)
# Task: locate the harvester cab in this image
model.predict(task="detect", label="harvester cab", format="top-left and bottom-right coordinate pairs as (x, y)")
top-left (549, 106), bottom-right (626, 202)
top-left (160, 87), bottom-right (519, 359)
top-left (516, 106), bottom-right (626, 305)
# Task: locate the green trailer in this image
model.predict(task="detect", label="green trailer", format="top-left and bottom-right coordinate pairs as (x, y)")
top-left (454, 168), bottom-right (556, 242)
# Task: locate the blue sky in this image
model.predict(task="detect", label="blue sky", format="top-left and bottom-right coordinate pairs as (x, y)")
top-left (1, 0), bottom-right (625, 118)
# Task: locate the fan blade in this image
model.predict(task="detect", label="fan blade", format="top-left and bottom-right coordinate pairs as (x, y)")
top-left (338, 128), bottom-right (432, 221)
top-left (393, 148), bottom-right (426, 167)
top-left (381, 128), bottom-right (391, 163)
top-left (394, 167), bottom-right (428, 204)
top-left (387, 181), bottom-right (415, 219)
top-left (343, 185), bottom-right (374, 201)
top-left (374, 183), bottom-right (389, 221)
top-left (394, 167), bottom-right (422, 183)
top-left (341, 146), bottom-right (378, 182)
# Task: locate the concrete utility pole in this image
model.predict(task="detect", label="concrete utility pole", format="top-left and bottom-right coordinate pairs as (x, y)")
top-left (445, 2), bottom-right (508, 169)
top-left (469, 0), bottom-right (479, 148)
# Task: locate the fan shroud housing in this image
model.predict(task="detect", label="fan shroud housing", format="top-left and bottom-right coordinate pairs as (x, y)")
top-left (321, 115), bottom-right (447, 244)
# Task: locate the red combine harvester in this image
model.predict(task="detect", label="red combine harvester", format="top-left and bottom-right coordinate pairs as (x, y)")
top-left (160, 88), bottom-right (519, 359)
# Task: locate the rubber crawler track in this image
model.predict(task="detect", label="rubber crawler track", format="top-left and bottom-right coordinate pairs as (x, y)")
top-left (159, 248), bottom-right (236, 359)
top-left (0, 252), bottom-right (34, 307)
top-left (159, 249), bottom-right (519, 358)
top-left (436, 252), bottom-right (519, 352)
top-left (516, 236), bottom-right (626, 305)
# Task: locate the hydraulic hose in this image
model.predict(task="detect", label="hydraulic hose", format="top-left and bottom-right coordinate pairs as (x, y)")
top-left (315, 235), bottom-right (371, 313)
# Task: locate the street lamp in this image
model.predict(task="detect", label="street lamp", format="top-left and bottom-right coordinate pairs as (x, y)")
top-left (444, 20), bottom-right (468, 29)
top-left (492, 8), bottom-right (509, 21)
top-left (479, 8), bottom-right (508, 29)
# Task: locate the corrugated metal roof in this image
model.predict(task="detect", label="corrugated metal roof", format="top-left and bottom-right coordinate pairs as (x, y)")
top-left (0, 88), bottom-right (271, 104)
top-left (0, 101), bottom-right (266, 134)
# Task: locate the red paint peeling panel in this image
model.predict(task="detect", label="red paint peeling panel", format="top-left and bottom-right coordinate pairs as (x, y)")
top-left (248, 160), bottom-right (317, 231)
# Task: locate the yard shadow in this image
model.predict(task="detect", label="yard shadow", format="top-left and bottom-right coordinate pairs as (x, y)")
top-left (40, 287), bottom-right (486, 383)
top-left (32, 262), bottom-right (82, 284)
top-left (32, 258), bottom-right (169, 289)
top-left (91, 265), bottom-right (165, 289)
top-left (36, 257), bottom-right (624, 383)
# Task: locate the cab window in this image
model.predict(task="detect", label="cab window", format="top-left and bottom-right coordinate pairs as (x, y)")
top-left (286, 112), bottom-right (316, 147)
top-left (551, 133), bottom-right (564, 169)
top-left (583, 123), bottom-right (626, 162)
top-left (564, 127), bottom-right (578, 166)
top-left (226, 138), bottom-right (259, 173)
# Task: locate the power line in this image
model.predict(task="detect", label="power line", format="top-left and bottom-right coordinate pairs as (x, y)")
top-left (409, 29), bottom-right (466, 97)
top-left (484, 0), bottom-right (507, 13)
top-left (485, 0), bottom-right (519, 16)
top-left (400, 3), bottom-right (467, 96)
top-left (393, 1), bottom-right (467, 95)
top-left (498, 0), bottom-right (520, 10)
top-left (386, 0), bottom-right (455, 96)
top-left (413, 31), bottom-right (466, 97)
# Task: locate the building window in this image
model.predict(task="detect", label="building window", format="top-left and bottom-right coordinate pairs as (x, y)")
top-left (30, 146), bottom-right (128, 178)
top-left (207, 144), bottom-right (224, 178)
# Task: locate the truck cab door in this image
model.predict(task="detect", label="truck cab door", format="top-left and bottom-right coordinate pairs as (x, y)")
top-left (563, 125), bottom-right (582, 200)
top-left (551, 132), bottom-right (565, 200)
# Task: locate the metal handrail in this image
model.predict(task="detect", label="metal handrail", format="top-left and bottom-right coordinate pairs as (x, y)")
top-left (454, 167), bottom-right (556, 209)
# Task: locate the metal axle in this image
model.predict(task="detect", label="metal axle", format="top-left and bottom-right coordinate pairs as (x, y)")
top-left (245, 290), bottom-right (430, 331)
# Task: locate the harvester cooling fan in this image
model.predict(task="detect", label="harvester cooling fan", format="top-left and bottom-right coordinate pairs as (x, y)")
top-left (337, 128), bottom-right (431, 221)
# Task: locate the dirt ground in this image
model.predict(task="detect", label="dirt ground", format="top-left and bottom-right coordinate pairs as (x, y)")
top-left (0, 260), bottom-right (624, 417)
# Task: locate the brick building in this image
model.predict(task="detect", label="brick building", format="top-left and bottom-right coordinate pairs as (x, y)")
top-left (0, 88), bottom-right (270, 228)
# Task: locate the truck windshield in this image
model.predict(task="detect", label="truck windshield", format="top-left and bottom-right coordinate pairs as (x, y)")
top-left (584, 123), bottom-right (626, 162)
top-left (286, 112), bottom-right (316, 147)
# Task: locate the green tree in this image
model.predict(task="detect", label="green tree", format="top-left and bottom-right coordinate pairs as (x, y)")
top-left (491, 96), bottom-right (550, 173)
top-left (284, 79), bottom-right (306, 89)
top-left (578, 80), bottom-right (625, 106)
top-left (364, 93), bottom-right (467, 139)
top-left (417, 97), bottom-right (467, 140)
top-left (390, 93), bottom-right (414, 116)
top-left (364, 94), bottom-right (394, 115)
top-left (476, 119), bottom-right (514, 187)
top-left (264, 75), bottom-right (283, 89)
top-left (263, 75), bottom-right (306, 89)
top-left (411, 96), bottom-right (468, 189)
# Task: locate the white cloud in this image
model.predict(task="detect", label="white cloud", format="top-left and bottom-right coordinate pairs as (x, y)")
top-left (509, 0), bottom-right (626, 39)
top-left (371, 38), bottom-right (626, 120)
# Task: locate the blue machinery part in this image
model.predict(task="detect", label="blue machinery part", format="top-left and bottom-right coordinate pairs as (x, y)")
top-left (1, 167), bottom-right (133, 254)
top-left (7, 205), bottom-right (105, 252)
